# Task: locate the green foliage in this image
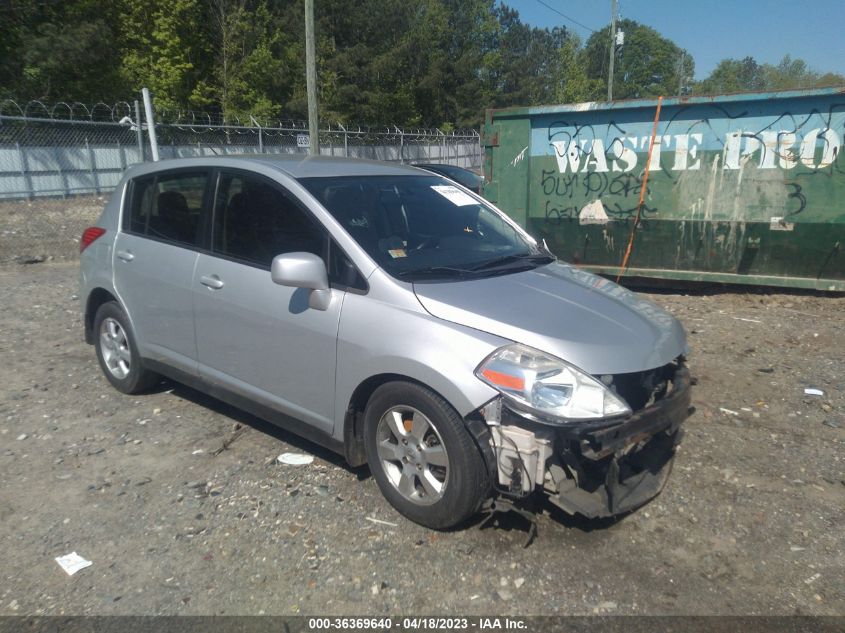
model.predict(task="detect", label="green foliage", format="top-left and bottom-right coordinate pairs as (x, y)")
top-left (120, 0), bottom-right (215, 113)
top-left (486, 6), bottom-right (568, 108)
top-left (1, 0), bottom-right (128, 101)
top-left (583, 19), bottom-right (694, 99)
top-left (765, 55), bottom-right (845, 91)
top-left (2, 1), bottom-right (842, 126)
top-left (554, 34), bottom-right (602, 104)
top-left (694, 57), bottom-right (766, 94)
top-left (694, 55), bottom-right (845, 95)
top-left (210, 0), bottom-right (290, 122)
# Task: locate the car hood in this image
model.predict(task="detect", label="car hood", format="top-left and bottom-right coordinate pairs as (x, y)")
top-left (412, 261), bottom-right (687, 375)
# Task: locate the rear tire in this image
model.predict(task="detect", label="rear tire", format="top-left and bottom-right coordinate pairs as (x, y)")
top-left (93, 301), bottom-right (159, 394)
top-left (363, 381), bottom-right (490, 529)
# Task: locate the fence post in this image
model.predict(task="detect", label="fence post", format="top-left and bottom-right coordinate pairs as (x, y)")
top-left (397, 127), bottom-right (404, 164)
top-left (134, 100), bottom-right (145, 163)
top-left (16, 142), bottom-right (33, 200)
top-left (117, 139), bottom-right (126, 191)
top-left (85, 137), bottom-right (100, 195)
top-left (141, 88), bottom-right (160, 161)
top-left (53, 145), bottom-right (68, 198)
top-left (438, 129), bottom-right (446, 162)
top-left (338, 122), bottom-right (348, 157)
top-left (250, 116), bottom-right (264, 153)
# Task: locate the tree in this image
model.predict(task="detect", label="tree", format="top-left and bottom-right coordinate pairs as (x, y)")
top-left (119, 0), bottom-right (215, 114)
top-left (582, 19), bottom-right (694, 100)
top-left (483, 6), bottom-right (586, 110)
top-left (0, 0), bottom-right (128, 102)
top-left (314, 0), bottom-right (423, 124)
top-left (554, 33), bottom-right (602, 104)
top-left (694, 55), bottom-right (845, 95)
top-left (209, 0), bottom-right (292, 122)
top-left (765, 55), bottom-right (845, 90)
top-left (315, 0), bottom-right (496, 128)
top-left (695, 57), bottom-right (766, 94)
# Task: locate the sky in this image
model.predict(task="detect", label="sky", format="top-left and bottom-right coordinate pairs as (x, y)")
top-left (504, 0), bottom-right (845, 80)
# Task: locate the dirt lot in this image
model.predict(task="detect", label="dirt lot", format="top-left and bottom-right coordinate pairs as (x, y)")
top-left (0, 196), bottom-right (104, 263)
top-left (0, 261), bottom-right (842, 616)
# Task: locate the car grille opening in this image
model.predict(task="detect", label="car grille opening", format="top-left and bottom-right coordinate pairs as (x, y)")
top-left (608, 359), bottom-right (682, 412)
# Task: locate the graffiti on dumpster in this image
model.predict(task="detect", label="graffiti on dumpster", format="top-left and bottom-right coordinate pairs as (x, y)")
top-left (541, 170), bottom-right (656, 224)
top-left (530, 101), bottom-right (845, 229)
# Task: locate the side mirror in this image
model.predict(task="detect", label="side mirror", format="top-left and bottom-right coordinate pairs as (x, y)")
top-left (271, 252), bottom-right (331, 311)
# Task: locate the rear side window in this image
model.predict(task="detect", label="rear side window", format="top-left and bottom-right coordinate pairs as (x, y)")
top-left (126, 171), bottom-right (208, 247)
top-left (213, 173), bottom-right (326, 267)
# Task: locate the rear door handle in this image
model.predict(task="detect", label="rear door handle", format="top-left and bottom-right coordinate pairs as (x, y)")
top-left (200, 274), bottom-right (225, 290)
top-left (116, 250), bottom-right (134, 262)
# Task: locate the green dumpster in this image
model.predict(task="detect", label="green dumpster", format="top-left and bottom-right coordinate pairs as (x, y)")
top-left (482, 87), bottom-right (845, 291)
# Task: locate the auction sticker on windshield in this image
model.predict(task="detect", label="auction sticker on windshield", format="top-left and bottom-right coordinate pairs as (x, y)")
top-left (431, 185), bottom-right (477, 206)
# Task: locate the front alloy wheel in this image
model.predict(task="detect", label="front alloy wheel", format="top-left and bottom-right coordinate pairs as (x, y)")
top-left (364, 381), bottom-right (490, 529)
top-left (375, 406), bottom-right (450, 505)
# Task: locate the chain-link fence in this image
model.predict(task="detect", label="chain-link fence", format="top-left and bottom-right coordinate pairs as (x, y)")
top-left (0, 99), bottom-right (482, 262)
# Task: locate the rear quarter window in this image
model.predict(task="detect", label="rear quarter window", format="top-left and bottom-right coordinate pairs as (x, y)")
top-left (125, 171), bottom-right (208, 247)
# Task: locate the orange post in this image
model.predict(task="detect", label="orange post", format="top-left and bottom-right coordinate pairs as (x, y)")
top-left (617, 96), bottom-right (663, 283)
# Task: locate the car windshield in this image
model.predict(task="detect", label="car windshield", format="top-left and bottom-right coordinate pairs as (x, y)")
top-left (300, 175), bottom-right (552, 281)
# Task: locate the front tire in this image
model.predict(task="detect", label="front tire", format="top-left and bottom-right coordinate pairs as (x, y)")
top-left (93, 301), bottom-right (159, 394)
top-left (363, 381), bottom-right (490, 529)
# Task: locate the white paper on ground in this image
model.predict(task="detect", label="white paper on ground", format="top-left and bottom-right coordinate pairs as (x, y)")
top-left (430, 185), bottom-right (477, 207)
top-left (804, 388), bottom-right (824, 396)
top-left (277, 452), bottom-right (314, 465)
top-left (55, 552), bottom-right (93, 576)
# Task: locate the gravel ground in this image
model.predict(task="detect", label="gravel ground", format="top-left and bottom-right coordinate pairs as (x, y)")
top-left (0, 196), bottom-right (104, 263)
top-left (0, 262), bottom-right (843, 616)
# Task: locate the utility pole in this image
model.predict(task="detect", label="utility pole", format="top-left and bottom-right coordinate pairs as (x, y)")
top-left (305, 0), bottom-right (319, 155)
top-left (607, 0), bottom-right (618, 101)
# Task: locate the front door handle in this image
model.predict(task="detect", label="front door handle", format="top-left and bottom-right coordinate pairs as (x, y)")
top-left (116, 250), bottom-right (134, 262)
top-left (200, 274), bottom-right (225, 290)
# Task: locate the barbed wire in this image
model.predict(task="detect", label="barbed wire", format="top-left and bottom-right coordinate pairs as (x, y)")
top-left (0, 99), bottom-right (479, 137)
top-left (0, 99), bottom-right (136, 122)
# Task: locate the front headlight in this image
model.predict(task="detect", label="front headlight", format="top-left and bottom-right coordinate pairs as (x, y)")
top-left (475, 343), bottom-right (631, 422)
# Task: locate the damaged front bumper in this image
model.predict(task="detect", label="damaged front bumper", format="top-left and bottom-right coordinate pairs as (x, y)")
top-left (480, 365), bottom-right (692, 519)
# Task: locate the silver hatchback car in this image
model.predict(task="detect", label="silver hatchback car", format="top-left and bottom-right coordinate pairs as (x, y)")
top-left (80, 155), bottom-right (691, 530)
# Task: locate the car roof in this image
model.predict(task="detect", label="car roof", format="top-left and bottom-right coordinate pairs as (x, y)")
top-left (122, 154), bottom-right (435, 180)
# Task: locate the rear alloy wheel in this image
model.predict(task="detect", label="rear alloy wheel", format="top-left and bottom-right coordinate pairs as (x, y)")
top-left (93, 301), bottom-right (159, 394)
top-left (364, 381), bottom-right (489, 529)
top-left (99, 317), bottom-right (131, 380)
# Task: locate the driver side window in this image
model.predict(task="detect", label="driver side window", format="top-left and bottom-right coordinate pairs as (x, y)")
top-left (212, 173), bottom-right (325, 268)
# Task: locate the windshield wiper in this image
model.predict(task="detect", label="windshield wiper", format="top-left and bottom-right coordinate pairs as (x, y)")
top-left (395, 254), bottom-right (554, 279)
top-left (395, 265), bottom-right (475, 279)
top-left (467, 253), bottom-right (554, 271)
